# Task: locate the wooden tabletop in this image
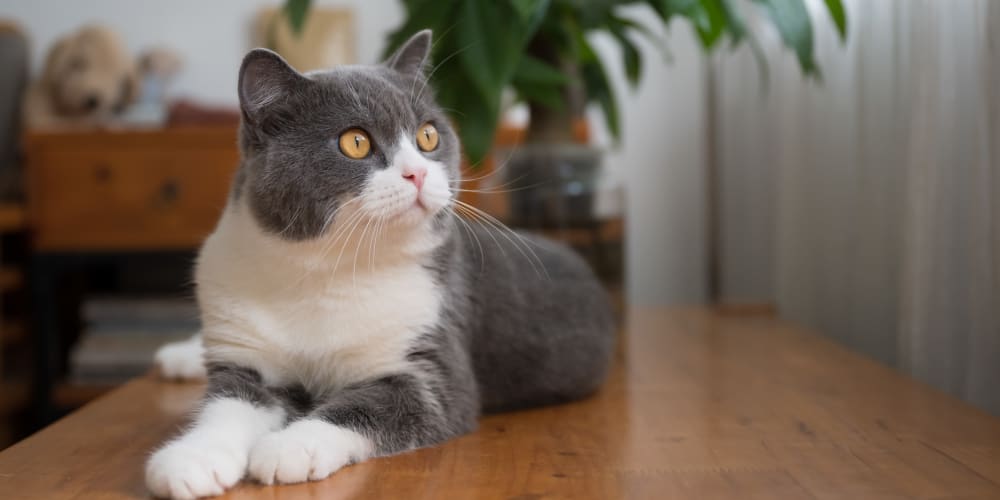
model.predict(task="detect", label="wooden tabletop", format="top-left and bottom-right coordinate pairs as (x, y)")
top-left (2, 307), bottom-right (1000, 499)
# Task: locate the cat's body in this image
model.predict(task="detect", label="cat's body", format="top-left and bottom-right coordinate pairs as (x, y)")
top-left (146, 31), bottom-right (614, 499)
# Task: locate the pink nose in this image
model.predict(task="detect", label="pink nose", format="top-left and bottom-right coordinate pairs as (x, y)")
top-left (402, 165), bottom-right (427, 191)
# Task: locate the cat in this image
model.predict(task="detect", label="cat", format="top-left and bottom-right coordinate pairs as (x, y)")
top-left (145, 30), bottom-right (614, 499)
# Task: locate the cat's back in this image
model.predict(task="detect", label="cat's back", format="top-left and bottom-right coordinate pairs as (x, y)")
top-left (454, 222), bottom-right (616, 412)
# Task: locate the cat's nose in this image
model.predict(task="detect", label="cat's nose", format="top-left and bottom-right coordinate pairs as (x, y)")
top-left (402, 165), bottom-right (427, 191)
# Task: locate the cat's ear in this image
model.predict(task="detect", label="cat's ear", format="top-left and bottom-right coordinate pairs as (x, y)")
top-left (238, 49), bottom-right (305, 123)
top-left (385, 30), bottom-right (432, 78)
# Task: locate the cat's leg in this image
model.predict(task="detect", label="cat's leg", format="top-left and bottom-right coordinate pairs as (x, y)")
top-left (155, 333), bottom-right (207, 380)
top-left (146, 364), bottom-right (286, 499)
top-left (248, 373), bottom-right (470, 485)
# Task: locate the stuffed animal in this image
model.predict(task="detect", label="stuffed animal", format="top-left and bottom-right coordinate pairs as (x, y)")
top-left (22, 25), bottom-right (139, 128)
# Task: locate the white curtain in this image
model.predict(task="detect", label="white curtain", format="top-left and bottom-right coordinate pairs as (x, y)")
top-left (714, 0), bottom-right (1000, 414)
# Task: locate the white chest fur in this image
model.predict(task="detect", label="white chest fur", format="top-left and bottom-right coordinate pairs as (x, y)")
top-left (195, 203), bottom-right (442, 391)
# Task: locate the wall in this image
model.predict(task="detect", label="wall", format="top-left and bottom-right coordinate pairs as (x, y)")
top-left (4, 1), bottom-right (710, 306)
top-left (3, 0), bottom-right (403, 105)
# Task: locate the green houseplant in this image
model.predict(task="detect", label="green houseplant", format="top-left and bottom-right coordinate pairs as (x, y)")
top-left (382, 0), bottom-right (847, 163)
top-left (279, 0), bottom-right (846, 163)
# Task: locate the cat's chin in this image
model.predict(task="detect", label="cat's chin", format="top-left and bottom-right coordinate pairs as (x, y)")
top-left (387, 202), bottom-right (436, 227)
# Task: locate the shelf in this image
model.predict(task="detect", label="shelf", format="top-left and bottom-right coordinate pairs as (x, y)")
top-left (52, 382), bottom-right (117, 409)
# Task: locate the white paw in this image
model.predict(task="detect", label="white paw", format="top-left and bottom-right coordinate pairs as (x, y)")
top-left (145, 439), bottom-right (246, 499)
top-left (155, 334), bottom-right (207, 380)
top-left (248, 420), bottom-right (372, 485)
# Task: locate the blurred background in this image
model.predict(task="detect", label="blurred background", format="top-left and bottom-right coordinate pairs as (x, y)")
top-left (0, 0), bottom-right (996, 448)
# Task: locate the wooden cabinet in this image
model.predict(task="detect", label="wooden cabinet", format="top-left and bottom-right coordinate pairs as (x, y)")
top-left (24, 126), bottom-right (239, 252)
top-left (22, 126), bottom-right (240, 425)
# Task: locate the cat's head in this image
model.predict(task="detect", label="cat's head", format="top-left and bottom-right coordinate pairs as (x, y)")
top-left (234, 30), bottom-right (459, 242)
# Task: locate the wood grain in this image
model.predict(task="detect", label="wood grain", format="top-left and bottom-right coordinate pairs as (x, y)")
top-left (2, 307), bottom-right (999, 500)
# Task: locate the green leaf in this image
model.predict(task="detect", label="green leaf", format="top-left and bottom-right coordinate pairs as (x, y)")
top-left (752, 0), bottom-right (818, 75)
top-left (578, 36), bottom-right (620, 141)
top-left (282, 0), bottom-right (312, 36)
top-left (607, 17), bottom-right (643, 88)
top-left (621, 37), bottom-right (642, 87)
top-left (457, 1), bottom-right (525, 103)
top-left (436, 72), bottom-right (500, 164)
top-left (382, 0), bottom-right (456, 59)
top-left (510, 0), bottom-right (544, 22)
top-left (693, 0), bottom-right (726, 48)
top-left (823, 0), bottom-right (848, 41)
top-left (513, 55), bottom-right (569, 85)
top-left (718, 0), bottom-right (746, 44)
top-left (515, 83), bottom-right (565, 110)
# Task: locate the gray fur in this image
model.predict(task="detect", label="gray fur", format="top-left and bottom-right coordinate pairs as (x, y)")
top-left (214, 30), bottom-right (614, 459)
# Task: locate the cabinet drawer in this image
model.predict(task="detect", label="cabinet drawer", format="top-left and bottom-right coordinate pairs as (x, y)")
top-left (30, 149), bottom-right (237, 251)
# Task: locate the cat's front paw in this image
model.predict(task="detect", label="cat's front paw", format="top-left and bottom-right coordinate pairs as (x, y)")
top-left (145, 440), bottom-right (245, 499)
top-left (155, 334), bottom-right (207, 381)
top-left (248, 420), bottom-right (372, 485)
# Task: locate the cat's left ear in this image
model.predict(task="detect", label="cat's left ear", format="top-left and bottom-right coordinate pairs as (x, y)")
top-left (385, 30), bottom-right (432, 78)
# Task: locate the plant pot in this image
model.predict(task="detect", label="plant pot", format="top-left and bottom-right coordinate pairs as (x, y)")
top-left (494, 143), bottom-right (604, 229)
top-left (488, 143), bottom-right (625, 316)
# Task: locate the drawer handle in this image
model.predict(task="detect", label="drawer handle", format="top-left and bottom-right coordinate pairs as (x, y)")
top-left (94, 164), bottom-right (112, 182)
top-left (155, 180), bottom-right (181, 208)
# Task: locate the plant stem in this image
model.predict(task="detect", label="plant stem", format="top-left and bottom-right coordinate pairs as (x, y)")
top-left (524, 35), bottom-right (584, 144)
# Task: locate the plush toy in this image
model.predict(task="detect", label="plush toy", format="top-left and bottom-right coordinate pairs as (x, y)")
top-left (22, 25), bottom-right (139, 128)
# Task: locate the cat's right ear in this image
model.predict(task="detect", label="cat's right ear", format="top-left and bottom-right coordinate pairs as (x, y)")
top-left (385, 30), bottom-right (432, 78)
top-left (238, 49), bottom-right (305, 123)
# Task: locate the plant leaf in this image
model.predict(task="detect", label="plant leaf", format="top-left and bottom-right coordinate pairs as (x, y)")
top-left (693, 0), bottom-right (726, 48)
top-left (457, 1), bottom-right (526, 104)
top-left (823, 0), bottom-right (848, 41)
top-left (579, 36), bottom-right (620, 141)
top-left (515, 83), bottom-right (565, 110)
top-left (752, 0), bottom-right (818, 75)
top-left (610, 15), bottom-right (671, 61)
top-left (510, 0), bottom-right (545, 22)
top-left (718, 0), bottom-right (746, 44)
top-left (282, 0), bottom-right (312, 36)
top-left (436, 72), bottom-right (499, 164)
top-left (513, 55), bottom-right (569, 85)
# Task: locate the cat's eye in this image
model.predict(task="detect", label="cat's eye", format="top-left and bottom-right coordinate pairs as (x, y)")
top-left (416, 123), bottom-right (439, 152)
top-left (339, 128), bottom-right (372, 159)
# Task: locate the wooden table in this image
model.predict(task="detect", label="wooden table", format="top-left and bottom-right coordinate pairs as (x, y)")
top-left (2, 307), bottom-right (999, 499)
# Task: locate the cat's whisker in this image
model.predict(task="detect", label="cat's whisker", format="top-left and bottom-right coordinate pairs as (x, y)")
top-left (273, 197), bottom-right (365, 297)
top-left (451, 171), bottom-right (532, 191)
top-left (452, 200), bottom-right (550, 280)
top-left (330, 207), bottom-right (370, 282)
top-left (369, 210), bottom-right (385, 274)
top-left (447, 208), bottom-right (486, 275)
top-left (452, 203), bottom-right (507, 261)
top-left (278, 204), bottom-right (304, 237)
top-left (449, 178), bottom-right (545, 195)
top-left (352, 215), bottom-right (377, 291)
top-left (411, 42), bottom-right (473, 105)
top-left (456, 147), bottom-right (522, 186)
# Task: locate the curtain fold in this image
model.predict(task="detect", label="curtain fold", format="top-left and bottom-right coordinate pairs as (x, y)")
top-left (715, 0), bottom-right (1000, 414)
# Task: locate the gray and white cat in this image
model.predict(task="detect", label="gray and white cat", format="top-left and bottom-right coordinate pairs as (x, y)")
top-left (145, 31), bottom-right (614, 499)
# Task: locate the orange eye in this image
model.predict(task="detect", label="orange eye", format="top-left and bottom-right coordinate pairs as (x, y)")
top-left (416, 123), bottom-right (439, 152)
top-left (339, 128), bottom-right (372, 159)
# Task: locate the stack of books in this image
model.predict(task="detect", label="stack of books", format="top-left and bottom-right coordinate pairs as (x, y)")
top-left (69, 297), bottom-right (199, 384)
